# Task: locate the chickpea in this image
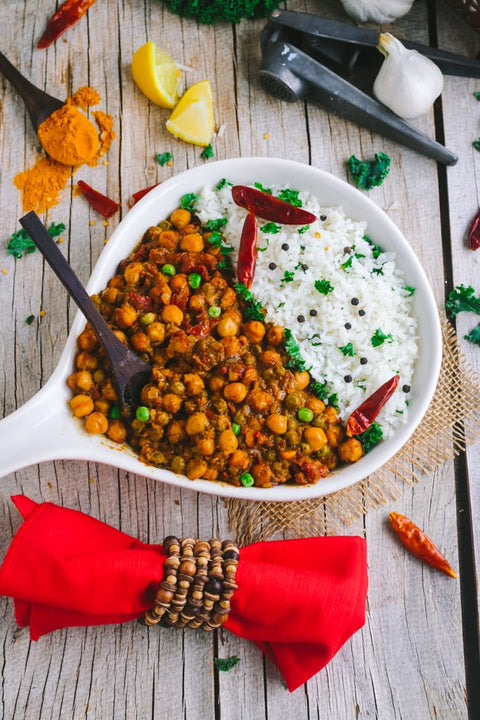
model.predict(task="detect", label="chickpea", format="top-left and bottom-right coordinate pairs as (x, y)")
top-left (303, 426), bottom-right (328, 452)
top-left (94, 398), bottom-right (111, 414)
top-left (108, 274), bottom-right (125, 290)
top-left (159, 229), bottom-right (180, 250)
top-left (150, 282), bottom-right (172, 306)
top-left (221, 336), bottom-right (242, 357)
top-left (203, 467), bottom-right (219, 482)
top-left (114, 304), bottom-right (138, 328)
top-left (242, 367), bottom-right (258, 385)
top-left (217, 316), bottom-right (240, 338)
top-left (69, 370), bottom-right (93, 392)
top-left (260, 349), bottom-right (281, 366)
top-left (76, 352), bottom-right (98, 372)
top-left (170, 208), bottom-right (191, 229)
top-left (242, 320), bottom-right (266, 343)
top-left (247, 389), bottom-right (273, 413)
top-left (220, 287), bottom-right (237, 309)
top-left (218, 429), bottom-right (238, 454)
top-left (77, 326), bottom-right (99, 351)
top-left (183, 373), bottom-right (204, 395)
top-left (251, 462), bottom-right (274, 487)
top-left (323, 405), bottom-right (339, 424)
top-left (113, 329), bottom-right (128, 345)
top-left (70, 394), bottom-right (94, 418)
top-left (338, 437), bottom-right (363, 463)
top-left (223, 382), bottom-right (248, 403)
top-left (306, 397), bottom-right (325, 414)
top-left (185, 412), bottom-right (209, 435)
top-left (223, 308), bottom-right (243, 325)
top-left (85, 411), bottom-right (109, 434)
top-left (161, 304), bottom-right (184, 325)
top-left (146, 322), bottom-right (166, 346)
top-left (228, 450), bottom-right (250, 470)
top-left (102, 286), bottom-right (119, 304)
top-left (266, 413), bottom-right (288, 435)
top-left (167, 420), bottom-right (185, 444)
top-left (107, 418), bottom-right (128, 444)
top-left (197, 437), bottom-right (215, 455)
top-left (162, 393), bottom-right (182, 414)
top-left (130, 331), bottom-right (151, 352)
top-left (101, 379), bottom-right (118, 401)
top-left (294, 371), bottom-right (310, 391)
top-left (170, 273), bottom-right (188, 292)
top-left (189, 293), bottom-right (207, 312)
top-left (209, 375), bottom-right (226, 393)
top-left (266, 325), bottom-right (284, 346)
top-left (326, 424), bottom-right (345, 448)
top-left (186, 458), bottom-right (208, 480)
top-left (179, 232), bottom-right (204, 253)
top-left (123, 262), bottom-right (144, 285)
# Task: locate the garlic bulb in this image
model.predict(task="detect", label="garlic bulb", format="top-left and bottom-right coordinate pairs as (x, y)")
top-left (373, 33), bottom-right (444, 119)
top-left (339, 0), bottom-right (416, 24)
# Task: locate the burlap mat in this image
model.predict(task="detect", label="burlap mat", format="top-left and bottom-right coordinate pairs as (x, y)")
top-left (225, 316), bottom-right (480, 545)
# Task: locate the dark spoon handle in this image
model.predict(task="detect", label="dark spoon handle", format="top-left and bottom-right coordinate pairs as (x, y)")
top-left (19, 211), bottom-right (150, 400)
top-left (0, 51), bottom-right (64, 130)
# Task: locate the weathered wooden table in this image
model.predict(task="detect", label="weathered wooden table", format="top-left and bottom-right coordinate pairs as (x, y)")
top-left (0, 1), bottom-right (479, 718)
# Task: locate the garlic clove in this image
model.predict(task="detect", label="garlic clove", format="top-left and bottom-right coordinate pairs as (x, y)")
top-left (373, 33), bottom-right (444, 120)
top-left (339, 0), bottom-right (416, 24)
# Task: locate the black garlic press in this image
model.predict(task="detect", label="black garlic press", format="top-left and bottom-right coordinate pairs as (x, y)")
top-left (258, 10), bottom-right (480, 165)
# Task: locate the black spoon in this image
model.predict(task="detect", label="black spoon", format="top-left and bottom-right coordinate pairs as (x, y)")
top-left (0, 50), bottom-right (64, 131)
top-left (19, 211), bottom-right (152, 413)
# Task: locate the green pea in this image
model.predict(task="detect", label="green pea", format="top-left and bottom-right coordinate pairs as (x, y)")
top-left (140, 312), bottom-right (156, 326)
top-left (136, 406), bottom-right (151, 422)
top-left (297, 407), bottom-right (314, 422)
top-left (232, 423), bottom-right (241, 436)
top-left (188, 273), bottom-right (202, 289)
top-left (240, 472), bottom-right (254, 487)
top-left (208, 305), bottom-right (221, 318)
top-left (161, 264), bottom-right (176, 277)
top-left (110, 405), bottom-right (121, 419)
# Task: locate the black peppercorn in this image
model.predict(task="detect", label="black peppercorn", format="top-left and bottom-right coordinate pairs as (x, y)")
top-left (309, 309), bottom-right (317, 317)
top-left (359, 309), bottom-right (366, 316)
top-left (345, 322), bottom-right (351, 330)
top-left (320, 214), bottom-right (327, 221)
top-left (360, 357), bottom-right (368, 365)
top-left (297, 315), bottom-right (305, 323)
top-left (344, 375), bottom-right (353, 383)
top-left (268, 262), bottom-right (277, 270)
top-left (351, 297), bottom-right (359, 306)
top-left (281, 243), bottom-right (289, 251)
top-left (402, 384), bottom-right (411, 393)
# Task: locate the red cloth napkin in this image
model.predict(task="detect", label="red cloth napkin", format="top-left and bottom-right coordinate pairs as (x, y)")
top-left (0, 495), bottom-right (368, 691)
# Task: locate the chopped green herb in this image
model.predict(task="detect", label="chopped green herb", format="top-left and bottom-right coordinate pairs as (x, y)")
top-left (181, 193), bottom-right (199, 211)
top-left (200, 143), bottom-right (214, 159)
top-left (347, 152), bottom-right (391, 190)
top-left (277, 301), bottom-right (285, 309)
top-left (257, 238), bottom-right (270, 252)
top-left (474, 91), bottom-right (480, 101)
top-left (371, 328), bottom-right (393, 347)
top-left (465, 322), bottom-right (480, 345)
top-left (403, 285), bottom-right (416, 296)
top-left (214, 655), bottom-right (240, 672)
top-left (260, 222), bottom-right (281, 234)
top-left (309, 379), bottom-right (328, 400)
top-left (234, 282), bottom-right (265, 321)
top-left (341, 255), bottom-right (353, 270)
top-left (364, 236), bottom-right (382, 259)
top-left (445, 284), bottom-right (480, 318)
top-left (314, 279), bottom-right (334, 295)
top-left (155, 151), bottom-right (173, 166)
top-left (371, 267), bottom-right (384, 275)
top-left (206, 218), bottom-right (227, 231)
top-left (48, 222), bottom-right (66, 238)
top-left (339, 342), bottom-right (355, 357)
top-left (356, 421), bottom-right (383, 453)
top-left (25, 315), bottom-right (35, 325)
top-left (218, 256), bottom-right (233, 271)
top-left (216, 178), bottom-right (231, 191)
top-left (283, 328), bottom-right (307, 371)
top-left (208, 231), bottom-right (223, 247)
top-left (298, 225), bottom-right (310, 234)
top-left (277, 188), bottom-right (302, 206)
top-left (7, 221), bottom-right (66, 259)
top-left (280, 270), bottom-right (295, 286)
top-left (254, 181), bottom-right (272, 194)
top-left (309, 333), bottom-right (322, 347)
top-left (327, 393), bottom-right (338, 409)
top-left (473, 139), bottom-right (480, 152)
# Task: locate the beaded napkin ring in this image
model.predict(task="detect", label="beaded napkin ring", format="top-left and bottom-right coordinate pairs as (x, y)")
top-left (143, 536), bottom-right (239, 630)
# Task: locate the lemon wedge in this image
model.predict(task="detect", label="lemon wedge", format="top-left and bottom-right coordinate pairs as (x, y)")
top-left (166, 80), bottom-right (214, 146)
top-left (131, 41), bottom-right (180, 109)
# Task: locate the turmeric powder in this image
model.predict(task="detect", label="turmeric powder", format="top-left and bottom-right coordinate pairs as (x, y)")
top-left (14, 86), bottom-right (116, 213)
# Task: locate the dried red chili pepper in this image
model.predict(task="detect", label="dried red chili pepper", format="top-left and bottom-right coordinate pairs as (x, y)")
top-left (38, 0), bottom-right (97, 48)
top-left (467, 208), bottom-right (480, 250)
top-left (131, 183), bottom-right (162, 205)
top-left (346, 375), bottom-right (400, 436)
top-left (237, 210), bottom-right (257, 289)
top-left (77, 180), bottom-right (119, 218)
top-left (389, 512), bottom-right (457, 578)
top-left (232, 185), bottom-right (316, 225)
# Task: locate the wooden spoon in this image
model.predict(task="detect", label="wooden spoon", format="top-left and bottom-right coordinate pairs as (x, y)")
top-left (0, 50), bottom-right (64, 131)
top-left (19, 211), bottom-right (152, 413)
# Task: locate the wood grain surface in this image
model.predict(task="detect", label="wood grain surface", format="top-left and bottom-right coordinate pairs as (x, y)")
top-left (0, 1), bottom-right (478, 718)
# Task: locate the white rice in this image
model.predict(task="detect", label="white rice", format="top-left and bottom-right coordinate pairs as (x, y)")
top-left (196, 181), bottom-right (418, 438)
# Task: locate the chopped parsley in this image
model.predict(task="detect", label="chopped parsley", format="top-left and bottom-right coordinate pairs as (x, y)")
top-left (347, 152), bottom-right (391, 190)
top-left (277, 188), bottom-right (302, 207)
top-left (258, 238), bottom-right (270, 252)
top-left (365, 236), bottom-right (382, 258)
top-left (207, 230), bottom-right (222, 247)
top-left (234, 282), bottom-right (265, 321)
top-left (445, 284), bottom-right (480, 318)
top-left (298, 225), bottom-right (310, 234)
top-left (371, 328), bottom-right (393, 347)
top-left (283, 328), bottom-right (307, 371)
top-left (214, 655), bottom-right (240, 672)
top-left (339, 343), bottom-right (355, 356)
top-left (474, 91), bottom-right (480, 101)
top-left (403, 285), bottom-right (416, 296)
top-left (216, 178), bottom-right (232, 191)
top-left (7, 222), bottom-right (66, 259)
top-left (260, 222), bottom-right (281, 234)
top-left (309, 333), bottom-right (322, 347)
top-left (341, 255), bottom-right (353, 270)
top-left (280, 270), bottom-right (295, 286)
top-left (180, 193), bottom-right (199, 211)
top-left (371, 267), bottom-right (384, 275)
top-left (356, 422), bottom-right (383, 453)
top-left (254, 181), bottom-right (272, 194)
top-left (200, 144), bottom-right (214, 159)
top-left (206, 218), bottom-right (227, 231)
top-left (314, 279), bottom-right (334, 295)
top-left (277, 301), bottom-right (285, 309)
top-left (25, 315), bottom-right (35, 325)
top-left (155, 151), bottom-right (173, 166)
top-left (465, 323), bottom-right (480, 345)
top-left (473, 139), bottom-right (480, 153)
top-left (309, 379), bottom-right (328, 400)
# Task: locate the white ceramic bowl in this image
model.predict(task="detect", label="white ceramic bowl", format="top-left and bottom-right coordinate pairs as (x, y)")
top-left (0, 158), bottom-right (442, 501)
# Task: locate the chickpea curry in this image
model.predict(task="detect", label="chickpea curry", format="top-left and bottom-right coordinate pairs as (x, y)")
top-left (68, 206), bottom-right (364, 488)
